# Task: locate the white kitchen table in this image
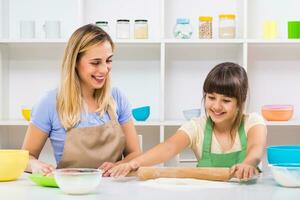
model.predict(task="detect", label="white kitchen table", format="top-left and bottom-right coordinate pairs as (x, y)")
top-left (0, 172), bottom-right (299, 200)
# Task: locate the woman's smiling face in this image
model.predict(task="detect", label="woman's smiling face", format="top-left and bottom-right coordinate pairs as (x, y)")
top-left (76, 41), bottom-right (113, 92)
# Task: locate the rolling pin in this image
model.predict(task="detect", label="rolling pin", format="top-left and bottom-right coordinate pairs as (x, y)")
top-left (129, 167), bottom-right (233, 182)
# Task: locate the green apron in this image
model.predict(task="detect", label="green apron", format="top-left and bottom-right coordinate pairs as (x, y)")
top-left (197, 118), bottom-right (247, 168)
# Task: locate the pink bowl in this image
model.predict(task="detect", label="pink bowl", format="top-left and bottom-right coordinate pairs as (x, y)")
top-left (261, 105), bottom-right (293, 121)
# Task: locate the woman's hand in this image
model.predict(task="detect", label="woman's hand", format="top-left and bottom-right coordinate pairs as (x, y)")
top-left (230, 163), bottom-right (259, 181)
top-left (29, 159), bottom-right (55, 176)
top-left (99, 162), bottom-right (117, 177)
top-left (109, 161), bottom-right (140, 177)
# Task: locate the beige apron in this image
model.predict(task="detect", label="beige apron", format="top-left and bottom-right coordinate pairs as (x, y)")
top-left (57, 106), bottom-right (125, 169)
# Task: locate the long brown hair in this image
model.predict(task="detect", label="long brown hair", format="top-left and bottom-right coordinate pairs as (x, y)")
top-left (203, 62), bottom-right (248, 139)
top-left (57, 24), bottom-right (115, 130)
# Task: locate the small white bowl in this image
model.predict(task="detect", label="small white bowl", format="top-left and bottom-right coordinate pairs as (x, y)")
top-left (54, 168), bottom-right (102, 194)
top-left (182, 108), bottom-right (201, 120)
top-left (269, 164), bottom-right (300, 187)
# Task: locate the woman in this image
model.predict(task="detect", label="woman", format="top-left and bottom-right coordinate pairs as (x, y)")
top-left (22, 24), bottom-right (141, 176)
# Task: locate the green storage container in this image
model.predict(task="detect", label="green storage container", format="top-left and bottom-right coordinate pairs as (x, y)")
top-left (288, 21), bottom-right (300, 39)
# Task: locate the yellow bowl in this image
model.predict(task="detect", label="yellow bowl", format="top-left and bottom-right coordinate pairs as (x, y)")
top-left (21, 109), bottom-right (31, 121)
top-left (0, 150), bottom-right (29, 181)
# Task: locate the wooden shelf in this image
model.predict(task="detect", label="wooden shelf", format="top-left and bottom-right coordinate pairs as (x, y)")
top-left (0, 39), bottom-right (67, 43)
top-left (164, 39), bottom-right (244, 44)
top-left (134, 121), bottom-right (162, 126)
top-left (0, 120), bottom-right (28, 126)
top-left (265, 120), bottom-right (300, 126)
top-left (247, 39), bottom-right (300, 44)
top-left (2, 39), bottom-right (300, 45)
top-left (0, 39), bottom-right (161, 45)
top-left (163, 120), bottom-right (185, 126)
top-left (1, 120), bottom-right (300, 127)
top-left (114, 39), bottom-right (161, 44)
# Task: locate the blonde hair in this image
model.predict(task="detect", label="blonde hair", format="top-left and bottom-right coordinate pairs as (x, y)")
top-left (57, 24), bottom-right (115, 130)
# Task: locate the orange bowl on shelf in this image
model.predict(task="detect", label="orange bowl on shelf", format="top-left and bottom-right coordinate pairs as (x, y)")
top-left (261, 105), bottom-right (293, 121)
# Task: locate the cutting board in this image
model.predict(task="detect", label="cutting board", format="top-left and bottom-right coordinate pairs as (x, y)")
top-left (129, 167), bottom-right (233, 182)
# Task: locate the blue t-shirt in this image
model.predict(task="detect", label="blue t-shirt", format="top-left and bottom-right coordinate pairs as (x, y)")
top-left (30, 88), bottom-right (132, 164)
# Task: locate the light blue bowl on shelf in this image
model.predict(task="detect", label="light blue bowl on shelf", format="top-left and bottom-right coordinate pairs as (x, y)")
top-left (267, 145), bottom-right (300, 165)
top-left (182, 108), bottom-right (201, 120)
top-left (132, 106), bottom-right (150, 121)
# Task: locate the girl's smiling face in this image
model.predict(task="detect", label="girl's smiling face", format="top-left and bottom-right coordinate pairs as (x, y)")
top-left (205, 92), bottom-right (238, 124)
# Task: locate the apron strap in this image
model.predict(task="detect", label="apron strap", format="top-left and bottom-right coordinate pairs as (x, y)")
top-left (107, 105), bottom-right (118, 123)
top-left (236, 120), bottom-right (247, 164)
top-left (202, 117), bottom-right (213, 156)
top-left (238, 121), bottom-right (247, 151)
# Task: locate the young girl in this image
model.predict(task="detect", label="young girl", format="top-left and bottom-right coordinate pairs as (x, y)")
top-left (109, 62), bottom-right (267, 181)
top-left (22, 24), bottom-right (141, 176)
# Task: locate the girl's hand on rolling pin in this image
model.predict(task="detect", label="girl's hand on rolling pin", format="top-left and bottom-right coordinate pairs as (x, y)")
top-left (230, 163), bottom-right (259, 181)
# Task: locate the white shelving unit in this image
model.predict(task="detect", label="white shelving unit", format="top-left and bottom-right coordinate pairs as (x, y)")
top-left (1, 0), bottom-right (300, 167)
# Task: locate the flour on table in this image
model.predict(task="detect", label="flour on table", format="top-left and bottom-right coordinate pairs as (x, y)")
top-left (139, 178), bottom-right (237, 189)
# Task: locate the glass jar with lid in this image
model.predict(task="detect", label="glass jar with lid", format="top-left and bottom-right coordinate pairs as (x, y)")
top-left (198, 16), bottom-right (213, 39)
top-left (95, 21), bottom-right (109, 33)
top-left (134, 19), bottom-right (148, 39)
top-left (116, 19), bottom-right (130, 39)
top-left (219, 14), bottom-right (236, 39)
top-left (173, 18), bottom-right (193, 39)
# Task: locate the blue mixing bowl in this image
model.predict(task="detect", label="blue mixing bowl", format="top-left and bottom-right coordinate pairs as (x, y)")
top-left (132, 106), bottom-right (150, 121)
top-left (267, 145), bottom-right (300, 165)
